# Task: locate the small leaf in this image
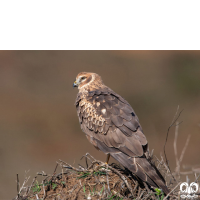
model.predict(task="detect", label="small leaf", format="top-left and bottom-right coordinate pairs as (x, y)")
top-left (83, 185), bottom-right (86, 193)
top-left (100, 185), bottom-right (104, 195)
top-left (52, 183), bottom-right (57, 190)
top-left (61, 181), bottom-right (66, 185)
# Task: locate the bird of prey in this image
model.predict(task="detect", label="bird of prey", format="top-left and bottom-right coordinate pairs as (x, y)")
top-left (73, 72), bottom-right (169, 195)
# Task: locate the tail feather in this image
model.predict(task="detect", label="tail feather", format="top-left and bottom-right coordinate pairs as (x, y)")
top-left (135, 157), bottom-right (170, 195)
top-left (111, 152), bottom-right (170, 195)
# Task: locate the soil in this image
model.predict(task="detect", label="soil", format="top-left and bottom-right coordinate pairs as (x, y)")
top-left (13, 155), bottom-right (180, 200)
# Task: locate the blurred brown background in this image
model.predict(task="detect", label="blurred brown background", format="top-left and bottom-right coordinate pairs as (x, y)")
top-left (0, 51), bottom-right (200, 199)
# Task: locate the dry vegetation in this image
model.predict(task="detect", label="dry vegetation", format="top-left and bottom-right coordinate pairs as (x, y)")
top-left (13, 151), bottom-right (200, 200)
top-left (14, 110), bottom-right (200, 200)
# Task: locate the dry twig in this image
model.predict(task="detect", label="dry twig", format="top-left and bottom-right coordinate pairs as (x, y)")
top-left (163, 182), bottom-right (181, 200)
top-left (179, 134), bottom-right (191, 164)
top-left (163, 105), bottom-right (184, 182)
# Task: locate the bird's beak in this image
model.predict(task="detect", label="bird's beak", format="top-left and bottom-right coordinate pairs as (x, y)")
top-left (73, 81), bottom-right (78, 88)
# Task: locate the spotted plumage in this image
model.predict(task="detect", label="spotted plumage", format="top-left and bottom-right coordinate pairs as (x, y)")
top-left (73, 72), bottom-right (170, 195)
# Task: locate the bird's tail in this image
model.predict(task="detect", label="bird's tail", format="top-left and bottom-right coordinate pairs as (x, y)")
top-left (111, 152), bottom-right (170, 195)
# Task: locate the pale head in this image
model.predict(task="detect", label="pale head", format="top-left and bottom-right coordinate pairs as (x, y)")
top-left (73, 72), bottom-right (103, 91)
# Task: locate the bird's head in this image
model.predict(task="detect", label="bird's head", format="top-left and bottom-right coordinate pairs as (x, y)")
top-left (73, 72), bottom-right (103, 91)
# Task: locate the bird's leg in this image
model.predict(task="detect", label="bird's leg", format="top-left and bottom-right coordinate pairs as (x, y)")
top-left (105, 153), bottom-right (110, 164)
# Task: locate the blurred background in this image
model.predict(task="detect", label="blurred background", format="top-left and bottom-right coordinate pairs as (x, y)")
top-left (0, 51), bottom-right (200, 199)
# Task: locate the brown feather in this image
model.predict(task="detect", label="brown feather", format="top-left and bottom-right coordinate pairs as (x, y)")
top-left (121, 103), bottom-right (133, 113)
top-left (74, 72), bottom-right (170, 195)
top-left (95, 90), bottom-right (101, 95)
top-left (98, 125), bottom-right (103, 133)
top-left (78, 112), bottom-right (83, 123)
top-left (96, 95), bottom-right (104, 102)
top-left (123, 119), bottom-right (139, 132)
top-left (88, 91), bottom-right (95, 96)
top-left (108, 106), bottom-right (120, 115)
top-left (103, 101), bottom-right (112, 109)
top-left (110, 115), bottom-right (123, 127)
top-left (94, 124), bottom-right (98, 132)
top-left (119, 146), bottom-right (139, 157)
top-left (115, 128), bottom-right (126, 144)
top-left (103, 123), bottom-right (109, 134)
top-left (135, 130), bottom-right (148, 146)
top-left (104, 95), bottom-right (115, 101)
top-left (124, 137), bottom-right (143, 156)
top-left (88, 116), bottom-right (92, 121)
top-left (108, 131), bottom-right (121, 148)
top-left (119, 125), bottom-right (133, 137)
top-left (84, 118), bottom-right (88, 124)
top-left (119, 109), bottom-right (132, 121)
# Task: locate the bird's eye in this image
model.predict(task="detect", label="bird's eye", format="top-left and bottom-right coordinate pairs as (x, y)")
top-left (81, 77), bottom-right (86, 80)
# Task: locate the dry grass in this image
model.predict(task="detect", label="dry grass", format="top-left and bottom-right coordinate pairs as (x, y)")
top-left (13, 153), bottom-right (166, 200)
top-left (13, 148), bottom-right (199, 200)
top-left (12, 147), bottom-right (198, 200)
top-left (13, 109), bottom-right (200, 199)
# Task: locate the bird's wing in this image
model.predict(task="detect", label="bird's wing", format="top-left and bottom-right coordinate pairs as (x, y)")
top-left (76, 88), bottom-right (148, 158)
top-left (76, 88), bottom-right (169, 194)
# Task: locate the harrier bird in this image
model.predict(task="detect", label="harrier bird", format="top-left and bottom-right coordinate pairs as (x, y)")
top-left (73, 72), bottom-right (169, 194)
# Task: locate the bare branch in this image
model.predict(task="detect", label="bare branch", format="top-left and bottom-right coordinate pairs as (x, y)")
top-left (58, 159), bottom-right (83, 172)
top-left (53, 163), bottom-right (58, 174)
top-left (17, 174), bottom-right (19, 198)
top-left (27, 176), bottom-right (37, 195)
top-left (163, 182), bottom-right (181, 200)
top-left (106, 164), bottom-right (111, 193)
top-left (179, 134), bottom-right (191, 164)
top-left (42, 181), bottom-right (46, 200)
top-left (163, 106), bottom-right (184, 182)
top-left (174, 121), bottom-right (179, 174)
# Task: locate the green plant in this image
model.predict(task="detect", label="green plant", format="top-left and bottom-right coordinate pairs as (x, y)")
top-left (106, 194), bottom-right (123, 200)
top-left (93, 170), bottom-right (106, 176)
top-left (92, 186), bottom-right (96, 194)
top-left (77, 172), bottom-right (91, 179)
top-left (44, 180), bottom-right (51, 186)
top-left (83, 185), bottom-right (86, 193)
top-left (155, 188), bottom-right (164, 200)
top-left (61, 181), bottom-right (65, 185)
top-left (77, 169), bottom-right (107, 179)
top-left (52, 183), bottom-right (57, 190)
top-left (32, 181), bottom-right (41, 193)
top-left (99, 185), bottom-right (104, 195)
